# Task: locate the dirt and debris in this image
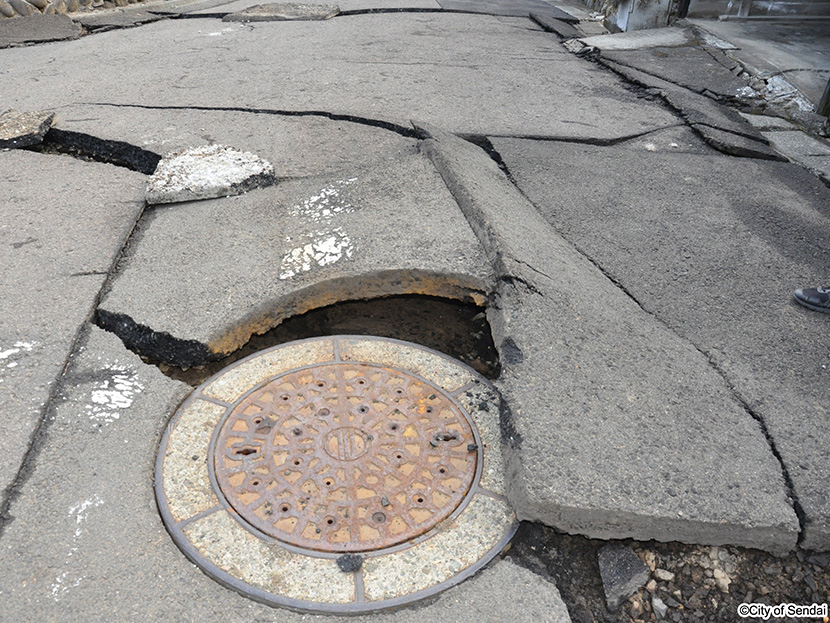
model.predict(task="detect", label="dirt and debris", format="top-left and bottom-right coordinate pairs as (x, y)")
top-left (508, 523), bottom-right (830, 623)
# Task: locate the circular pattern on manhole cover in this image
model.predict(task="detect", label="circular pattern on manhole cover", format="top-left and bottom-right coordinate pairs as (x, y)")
top-left (156, 336), bottom-right (517, 614)
top-left (213, 363), bottom-right (477, 553)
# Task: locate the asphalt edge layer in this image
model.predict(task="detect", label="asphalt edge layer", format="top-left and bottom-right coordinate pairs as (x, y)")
top-left (95, 308), bottom-right (215, 368)
top-left (27, 127), bottom-right (162, 174)
top-left (96, 271), bottom-right (491, 368)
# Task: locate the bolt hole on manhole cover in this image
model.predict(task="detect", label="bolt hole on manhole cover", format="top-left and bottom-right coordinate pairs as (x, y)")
top-left (156, 336), bottom-right (516, 613)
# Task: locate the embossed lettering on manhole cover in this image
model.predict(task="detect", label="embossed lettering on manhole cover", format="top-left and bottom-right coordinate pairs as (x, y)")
top-left (156, 336), bottom-right (517, 614)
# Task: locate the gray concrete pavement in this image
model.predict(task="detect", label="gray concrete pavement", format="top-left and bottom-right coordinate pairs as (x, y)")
top-left (490, 135), bottom-right (830, 550)
top-left (418, 123), bottom-right (799, 554)
top-left (0, 150), bottom-right (145, 512)
top-left (0, 325), bottom-right (571, 622)
top-left (1, 3), bottom-right (829, 621)
top-left (98, 148), bottom-right (492, 365)
top-left (0, 13), bottom-right (679, 139)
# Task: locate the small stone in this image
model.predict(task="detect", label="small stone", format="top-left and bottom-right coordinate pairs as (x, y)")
top-left (27, 0), bottom-right (47, 9)
top-left (0, 0), bottom-right (13, 15)
top-left (597, 543), bottom-right (650, 610)
top-left (808, 553), bottom-right (829, 568)
top-left (654, 568), bottom-right (675, 582)
top-left (0, 109), bottom-right (55, 149)
top-left (643, 550), bottom-right (657, 571)
top-left (629, 595), bottom-right (644, 618)
top-left (9, 0), bottom-right (34, 16)
top-left (646, 579), bottom-right (658, 592)
top-left (467, 443), bottom-right (478, 452)
top-left (223, 2), bottom-right (339, 22)
top-left (145, 144), bottom-right (276, 205)
top-left (652, 595), bottom-right (669, 619)
top-left (763, 563), bottom-right (782, 575)
top-left (336, 553), bottom-right (362, 572)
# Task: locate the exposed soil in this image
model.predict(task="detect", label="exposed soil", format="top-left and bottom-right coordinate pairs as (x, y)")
top-left (508, 523), bottom-right (830, 623)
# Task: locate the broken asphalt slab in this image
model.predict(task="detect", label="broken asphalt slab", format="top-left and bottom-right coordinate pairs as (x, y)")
top-left (189, 0), bottom-right (441, 15)
top-left (98, 148), bottom-right (492, 366)
top-left (528, 12), bottom-right (581, 40)
top-left (491, 135), bottom-right (830, 551)
top-left (415, 123), bottom-right (800, 555)
top-left (0, 109), bottom-right (54, 148)
top-left (222, 1), bottom-right (340, 22)
top-left (599, 59), bottom-right (785, 160)
top-left (578, 26), bottom-right (694, 51)
top-left (0, 13), bottom-right (679, 139)
top-left (0, 326), bottom-right (571, 623)
top-left (70, 9), bottom-right (165, 30)
top-left (0, 14), bottom-right (81, 48)
top-left (437, 0), bottom-right (579, 23)
top-left (599, 44), bottom-right (753, 101)
top-left (0, 150), bottom-right (145, 510)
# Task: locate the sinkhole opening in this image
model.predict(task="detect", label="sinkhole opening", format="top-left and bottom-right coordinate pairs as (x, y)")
top-left (158, 294), bottom-right (500, 386)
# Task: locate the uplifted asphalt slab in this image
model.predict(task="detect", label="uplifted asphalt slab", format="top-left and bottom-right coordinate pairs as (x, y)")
top-left (0, 324), bottom-right (572, 623)
top-left (0, 14), bottom-right (81, 48)
top-left (600, 58), bottom-right (783, 160)
top-left (0, 12), bottom-right (679, 139)
top-left (578, 26), bottom-right (694, 50)
top-left (600, 44), bottom-right (752, 100)
top-left (191, 0), bottom-right (440, 14)
top-left (492, 135), bottom-right (830, 551)
top-left (437, 0), bottom-right (579, 22)
top-left (0, 150), bottom-right (145, 509)
top-left (98, 148), bottom-right (492, 366)
top-left (417, 123), bottom-right (799, 555)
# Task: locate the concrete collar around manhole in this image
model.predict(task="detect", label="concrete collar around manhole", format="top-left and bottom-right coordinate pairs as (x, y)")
top-left (155, 335), bottom-right (516, 614)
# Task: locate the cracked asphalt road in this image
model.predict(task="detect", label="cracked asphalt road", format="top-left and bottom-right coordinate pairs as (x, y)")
top-left (0, 2), bottom-right (828, 621)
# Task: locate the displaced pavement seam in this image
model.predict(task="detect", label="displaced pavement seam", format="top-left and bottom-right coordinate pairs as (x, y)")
top-left (86, 101), bottom-right (419, 138)
top-left (474, 124), bottom-right (689, 147)
top-left (477, 138), bottom-right (806, 543)
top-left (596, 51), bottom-right (754, 108)
top-left (592, 57), bottom-right (785, 155)
top-left (0, 196), bottom-right (150, 539)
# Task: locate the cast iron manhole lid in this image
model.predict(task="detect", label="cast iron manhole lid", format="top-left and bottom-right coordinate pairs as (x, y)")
top-left (156, 336), bottom-right (516, 614)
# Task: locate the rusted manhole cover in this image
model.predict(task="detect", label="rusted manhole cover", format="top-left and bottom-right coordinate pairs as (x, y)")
top-left (156, 336), bottom-right (516, 614)
top-left (214, 363), bottom-right (477, 552)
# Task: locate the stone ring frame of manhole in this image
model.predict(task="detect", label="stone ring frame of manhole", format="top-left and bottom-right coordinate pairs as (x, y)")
top-left (156, 336), bottom-right (517, 614)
